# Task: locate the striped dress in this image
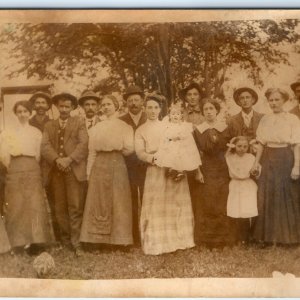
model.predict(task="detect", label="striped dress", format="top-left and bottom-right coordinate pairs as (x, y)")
top-left (135, 119), bottom-right (195, 255)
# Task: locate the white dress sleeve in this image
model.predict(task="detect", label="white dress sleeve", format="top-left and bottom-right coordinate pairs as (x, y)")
top-left (255, 115), bottom-right (267, 145)
top-left (0, 132), bottom-right (10, 169)
top-left (135, 127), bottom-right (154, 164)
top-left (290, 115), bottom-right (300, 145)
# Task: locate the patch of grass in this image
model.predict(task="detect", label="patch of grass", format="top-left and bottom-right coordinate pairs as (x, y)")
top-left (0, 244), bottom-right (300, 279)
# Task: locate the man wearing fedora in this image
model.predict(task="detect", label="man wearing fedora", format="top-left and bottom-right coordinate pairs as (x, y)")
top-left (119, 85), bottom-right (147, 245)
top-left (227, 87), bottom-right (263, 141)
top-left (29, 91), bottom-right (52, 132)
top-left (179, 82), bottom-right (205, 126)
top-left (41, 93), bottom-right (88, 256)
top-left (289, 81), bottom-right (300, 118)
top-left (78, 90), bottom-right (101, 131)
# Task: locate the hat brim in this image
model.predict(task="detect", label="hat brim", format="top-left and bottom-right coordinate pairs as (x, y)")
top-left (291, 82), bottom-right (300, 92)
top-left (29, 92), bottom-right (52, 107)
top-left (233, 88), bottom-right (258, 106)
top-left (52, 93), bottom-right (78, 108)
top-left (123, 92), bottom-right (144, 101)
top-left (78, 95), bottom-right (100, 106)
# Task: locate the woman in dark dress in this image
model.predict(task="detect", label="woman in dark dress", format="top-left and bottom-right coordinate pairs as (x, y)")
top-left (194, 99), bottom-right (236, 248)
top-left (251, 88), bottom-right (300, 245)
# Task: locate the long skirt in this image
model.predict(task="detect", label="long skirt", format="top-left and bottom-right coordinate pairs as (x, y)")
top-left (0, 217), bottom-right (10, 254)
top-left (253, 147), bottom-right (300, 244)
top-left (5, 156), bottom-right (52, 248)
top-left (80, 151), bottom-right (133, 245)
top-left (194, 159), bottom-right (237, 247)
top-left (140, 165), bottom-right (195, 255)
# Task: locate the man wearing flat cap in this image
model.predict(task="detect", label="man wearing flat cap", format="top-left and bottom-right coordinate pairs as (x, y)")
top-left (119, 85), bottom-right (147, 245)
top-left (78, 90), bottom-right (101, 131)
top-left (41, 93), bottom-right (88, 257)
top-left (179, 82), bottom-right (205, 126)
top-left (289, 81), bottom-right (300, 119)
top-left (227, 87), bottom-right (264, 141)
top-left (29, 91), bottom-right (52, 132)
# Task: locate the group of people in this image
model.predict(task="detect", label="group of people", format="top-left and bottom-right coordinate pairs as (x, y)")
top-left (1, 79), bottom-right (300, 257)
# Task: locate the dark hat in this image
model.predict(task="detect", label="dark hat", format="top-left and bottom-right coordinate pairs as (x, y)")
top-left (52, 93), bottom-right (78, 108)
top-left (123, 85), bottom-right (144, 101)
top-left (29, 91), bottom-right (52, 107)
top-left (78, 90), bottom-right (101, 106)
top-left (233, 87), bottom-right (258, 106)
top-left (178, 82), bottom-right (204, 100)
top-left (290, 81), bottom-right (300, 92)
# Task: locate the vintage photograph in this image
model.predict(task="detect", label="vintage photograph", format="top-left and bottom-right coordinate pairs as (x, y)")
top-left (0, 9), bottom-right (300, 292)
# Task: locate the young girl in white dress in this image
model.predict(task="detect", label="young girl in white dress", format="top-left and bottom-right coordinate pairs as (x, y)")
top-left (225, 136), bottom-right (258, 243)
top-left (225, 136), bottom-right (258, 220)
top-left (155, 103), bottom-right (202, 181)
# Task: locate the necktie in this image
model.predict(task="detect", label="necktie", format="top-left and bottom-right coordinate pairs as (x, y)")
top-left (88, 119), bottom-right (93, 129)
top-left (60, 121), bottom-right (66, 129)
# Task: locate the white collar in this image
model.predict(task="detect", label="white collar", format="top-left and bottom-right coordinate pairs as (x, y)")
top-left (196, 120), bottom-right (227, 134)
top-left (129, 111), bottom-right (143, 124)
top-left (241, 110), bottom-right (254, 119)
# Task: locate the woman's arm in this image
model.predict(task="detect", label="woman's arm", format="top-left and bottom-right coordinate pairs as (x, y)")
top-left (250, 142), bottom-right (264, 176)
top-left (86, 130), bottom-right (97, 178)
top-left (122, 125), bottom-right (134, 156)
top-left (135, 129), bottom-right (154, 164)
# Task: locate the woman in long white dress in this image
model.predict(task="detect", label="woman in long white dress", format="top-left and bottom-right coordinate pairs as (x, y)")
top-left (135, 94), bottom-right (195, 255)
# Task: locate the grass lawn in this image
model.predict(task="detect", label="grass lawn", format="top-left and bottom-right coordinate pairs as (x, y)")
top-left (0, 244), bottom-right (300, 279)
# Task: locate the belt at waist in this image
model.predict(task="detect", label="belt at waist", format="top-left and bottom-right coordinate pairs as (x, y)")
top-left (266, 142), bottom-right (289, 148)
top-left (11, 155), bottom-right (35, 158)
top-left (96, 150), bottom-right (120, 154)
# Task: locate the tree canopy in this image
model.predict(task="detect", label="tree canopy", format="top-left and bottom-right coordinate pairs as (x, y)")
top-left (1, 19), bottom-right (298, 104)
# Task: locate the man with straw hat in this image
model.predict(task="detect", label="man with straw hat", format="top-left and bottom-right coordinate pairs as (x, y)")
top-left (78, 90), bottom-right (101, 131)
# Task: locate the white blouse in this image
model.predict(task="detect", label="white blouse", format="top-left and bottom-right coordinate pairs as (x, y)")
top-left (87, 117), bottom-right (134, 176)
top-left (0, 123), bottom-right (42, 168)
top-left (256, 112), bottom-right (300, 145)
top-left (135, 119), bottom-right (165, 164)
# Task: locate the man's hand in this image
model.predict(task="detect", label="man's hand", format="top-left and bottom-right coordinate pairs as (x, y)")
top-left (56, 157), bottom-right (72, 172)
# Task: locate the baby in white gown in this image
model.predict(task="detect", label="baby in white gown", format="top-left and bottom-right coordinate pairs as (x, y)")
top-left (155, 103), bottom-right (202, 181)
top-left (225, 136), bottom-right (258, 219)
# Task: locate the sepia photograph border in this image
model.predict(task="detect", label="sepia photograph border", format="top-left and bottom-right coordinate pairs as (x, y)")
top-left (0, 9), bottom-right (300, 297)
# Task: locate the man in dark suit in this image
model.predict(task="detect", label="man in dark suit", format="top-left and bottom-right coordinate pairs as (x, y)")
top-left (290, 81), bottom-right (300, 119)
top-left (228, 87), bottom-right (264, 141)
top-left (41, 93), bottom-right (88, 257)
top-left (29, 91), bottom-right (52, 132)
top-left (119, 85), bottom-right (147, 245)
top-left (78, 90), bottom-right (101, 131)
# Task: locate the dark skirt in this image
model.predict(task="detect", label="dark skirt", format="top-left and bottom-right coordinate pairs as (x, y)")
top-left (194, 155), bottom-right (237, 247)
top-left (253, 147), bottom-right (300, 244)
top-left (5, 156), bottom-right (53, 248)
top-left (80, 151), bottom-right (133, 245)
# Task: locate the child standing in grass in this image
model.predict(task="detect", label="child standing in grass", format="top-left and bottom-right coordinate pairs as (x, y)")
top-left (225, 136), bottom-right (258, 243)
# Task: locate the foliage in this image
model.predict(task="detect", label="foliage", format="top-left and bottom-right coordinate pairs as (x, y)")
top-left (1, 20), bottom-right (299, 104)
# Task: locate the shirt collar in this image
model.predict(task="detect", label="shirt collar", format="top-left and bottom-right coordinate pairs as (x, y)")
top-left (186, 105), bottom-right (201, 113)
top-left (241, 110), bottom-right (254, 119)
top-left (196, 120), bottom-right (227, 134)
top-left (129, 111), bottom-right (143, 124)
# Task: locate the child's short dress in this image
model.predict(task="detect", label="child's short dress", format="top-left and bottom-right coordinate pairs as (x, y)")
top-left (226, 153), bottom-right (258, 218)
top-left (155, 121), bottom-right (201, 171)
top-left (0, 216), bottom-right (11, 254)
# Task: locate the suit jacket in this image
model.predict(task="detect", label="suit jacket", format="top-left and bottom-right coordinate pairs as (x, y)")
top-left (119, 112), bottom-right (147, 187)
top-left (41, 116), bottom-right (89, 186)
top-left (227, 110), bottom-right (264, 140)
top-left (290, 105), bottom-right (300, 119)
